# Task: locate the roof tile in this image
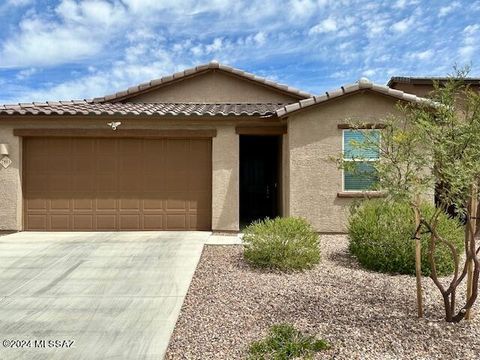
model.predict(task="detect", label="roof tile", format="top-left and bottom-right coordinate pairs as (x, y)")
top-left (91, 62), bottom-right (312, 103)
top-left (0, 101), bottom-right (286, 117)
top-left (276, 78), bottom-right (437, 117)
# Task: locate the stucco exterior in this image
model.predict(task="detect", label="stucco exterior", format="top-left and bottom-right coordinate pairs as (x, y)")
top-left (129, 71), bottom-right (298, 103)
top-left (0, 124), bottom-right (22, 230)
top-left (0, 117), bottom-right (246, 232)
top-left (286, 91), bottom-right (403, 233)
top-left (212, 125), bottom-right (239, 231)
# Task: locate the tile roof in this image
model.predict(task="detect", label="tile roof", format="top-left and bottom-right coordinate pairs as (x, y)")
top-left (387, 76), bottom-right (480, 87)
top-left (92, 61), bottom-right (312, 103)
top-left (0, 101), bottom-right (285, 117)
top-left (276, 77), bottom-right (434, 117)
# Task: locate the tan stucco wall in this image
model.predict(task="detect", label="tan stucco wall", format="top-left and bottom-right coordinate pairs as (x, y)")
top-left (211, 126), bottom-right (239, 231)
top-left (0, 125), bottom-right (22, 230)
top-left (390, 83), bottom-right (434, 97)
top-left (129, 71), bottom-right (298, 103)
top-left (286, 91), bottom-right (403, 233)
top-left (0, 117), bottom-right (241, 231)
top-left (281, 133), bottom-right (290, 217)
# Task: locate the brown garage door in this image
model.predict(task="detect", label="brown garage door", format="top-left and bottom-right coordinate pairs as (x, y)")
top-left (23, 137), bottom-right (212, 231)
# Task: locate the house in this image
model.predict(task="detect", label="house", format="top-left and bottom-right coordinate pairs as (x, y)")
top-left (388, 76), bottom-right (480, 97)
top-left (0, 62), bottom-right (441, 233)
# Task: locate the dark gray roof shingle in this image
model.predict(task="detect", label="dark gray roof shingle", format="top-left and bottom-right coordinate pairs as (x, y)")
top-left (0, 101), bottom-right (285, 117)
top-left (387, 76), bottom-right (480, 87)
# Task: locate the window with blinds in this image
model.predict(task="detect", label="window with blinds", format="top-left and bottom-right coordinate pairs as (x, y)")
top-left (343, 130), bottom-right (380, 191)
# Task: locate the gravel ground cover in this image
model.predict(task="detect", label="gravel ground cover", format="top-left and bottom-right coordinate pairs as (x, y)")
top-left (166, 235), bottom-right (480, 359)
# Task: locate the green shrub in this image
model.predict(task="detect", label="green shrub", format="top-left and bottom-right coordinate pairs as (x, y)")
top-left (248, 323), bottom-right (330, 360)
top-left (348, 199), bottom-right (464, 276)
top-left (243, 217), bottom-right (320, 271)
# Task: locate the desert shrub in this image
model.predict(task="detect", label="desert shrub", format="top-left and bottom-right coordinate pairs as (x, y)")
top-left (243, 217), bottom-right (320, 271)
top-left (348, 199), bottom-right (464, 276)
top-left (248, 323), bottom-right (330, 360)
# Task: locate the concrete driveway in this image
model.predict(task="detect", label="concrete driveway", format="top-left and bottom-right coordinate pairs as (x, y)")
top-left (0, 231), bottom-right (213, 360)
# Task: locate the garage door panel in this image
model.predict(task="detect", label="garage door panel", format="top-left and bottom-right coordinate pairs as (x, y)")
top-left (26, 156), bottom-right (47, 172)
top-left (96, 173), bottom-right (117, 192)
top-left (26, 198), bottom-right (48, 211)
top-left (165, 175), bottom-right (188, 191)
top-left (26, 215), bottom-right (47, 230)
top-left (166, 196), bottom-right (187, 211)
top-left (97, 139), bottom-right (117, 152)
top-left (143, 214), bottom-right (163, 230)
top-left (143, 198), bottom-right (163, 211)
top-left (73, 215), bottom-right (94, 230)
top-left (73, 175), bottom-right (96, 192)
top-left (144, 175), bottom-right (165, 192)
top-left (48, 154), bottom-right (72, 173)
top-left (189, 174), bottom-right (211, 190)
top-left (119, 198), bottom-right (141, 211)
top-left (96, 157), bottom-right (117, 173)
top-left (26, 175), bottom-right (48, 192)
top-left (119, 175), bottom-right (143, 192)
top-left (24, 137), bottom-right (212, 231)
top-left (50, 197), bottom-right (70, 211)
top-left (73, 157), bottom-right (95, 172)
top-left (51, 215), bottom-right (70, 230)
top-left (166, 214), bottom-right (186, 230)
top-left (191, 214), bottom-right (211, 230)
top-left (73, 198), bottom-right (94, 211)
top-left (119, 215), bottom-right (141, 230)
top-left (189, 191), bottom-right (211, 210)
top-left (96, 215), bottom-right (116, 230)
top-left (96, 198), bottom-right (116, 211)
top-left (72, 138), bottom-right (95, 153)
top-left (118, 140), bottom-right (143, 156)
top-left (48, 174), bottom-right (72, 192)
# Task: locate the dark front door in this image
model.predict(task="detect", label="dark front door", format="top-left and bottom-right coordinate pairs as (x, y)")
top-left (240, 135), bottom-right (280, 226)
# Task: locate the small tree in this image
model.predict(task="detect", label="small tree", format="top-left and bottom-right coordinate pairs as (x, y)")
top-left (338, 69), bottom-right (480, 322)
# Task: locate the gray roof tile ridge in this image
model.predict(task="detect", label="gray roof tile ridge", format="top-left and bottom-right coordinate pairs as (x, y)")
top-left (92, 61), bottom-right (312, 103)
top-left (276, 77), bottom-right (436, 117)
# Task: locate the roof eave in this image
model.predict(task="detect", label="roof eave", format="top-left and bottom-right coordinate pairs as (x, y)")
top-left (93, 61), bottom-right (312, 104)
top-left (277, 78), bottom-right (436, 118)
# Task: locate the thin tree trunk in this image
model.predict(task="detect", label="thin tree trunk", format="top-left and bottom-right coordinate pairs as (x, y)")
top-left (413, 196), bottom-right (424, 318)
top-left (466, 185), bottom-right (478, 320)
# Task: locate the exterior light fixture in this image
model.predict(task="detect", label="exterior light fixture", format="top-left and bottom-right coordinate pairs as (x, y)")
top-left (0, 144), bottom-right (11, 169)
top-left (107, 121), bottom-right (121, 131)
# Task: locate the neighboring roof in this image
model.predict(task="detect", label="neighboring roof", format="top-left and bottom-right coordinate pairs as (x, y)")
top-left (0, 101), bottom-right (285, 117)
top-left (92, 61), bottom-right (312, 103)
top-left (276, 77), bottom-right (433, 117)
top-left (387, 76), bottom-right (480, 87)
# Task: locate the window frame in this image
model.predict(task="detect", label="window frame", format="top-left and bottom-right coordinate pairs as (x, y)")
top-left (341, 129), bottom-right (380, 192)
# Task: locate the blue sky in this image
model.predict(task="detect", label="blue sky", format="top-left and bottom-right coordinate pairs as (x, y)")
top-left (0, 0), bottom-right (479, 103)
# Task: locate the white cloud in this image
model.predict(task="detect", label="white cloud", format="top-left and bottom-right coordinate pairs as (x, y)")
top-left (205, 38), bottom-right (224, 54)
top-left (391, 16), bottom-right (415, 33)
top-left (288, 0), bottom-right (319, 19)
top-left (253, 32), bottom-right (267, 45)
top-left (0, 0), bottom-right (478, 102)
top-left (9, 42), bottom-right (183, 102)
top-left (362, 69), bottom-right (376, 77)
top-left (6, 0), bottom-right (32, 6)
top-left (393, 0), bottom-right (419, 9)
top-left (459, 24), bottom-right (480, 60)
top-left (0, 0), bottom-right (127, 68)
top-left (408, 49), bottom-right (434, 61)
top-left (16, 67), bottom-right (36, 80)
top-left (438, 2), bottom-right (460, 17)
top-left (309, 17), bottom-right (337, 35)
